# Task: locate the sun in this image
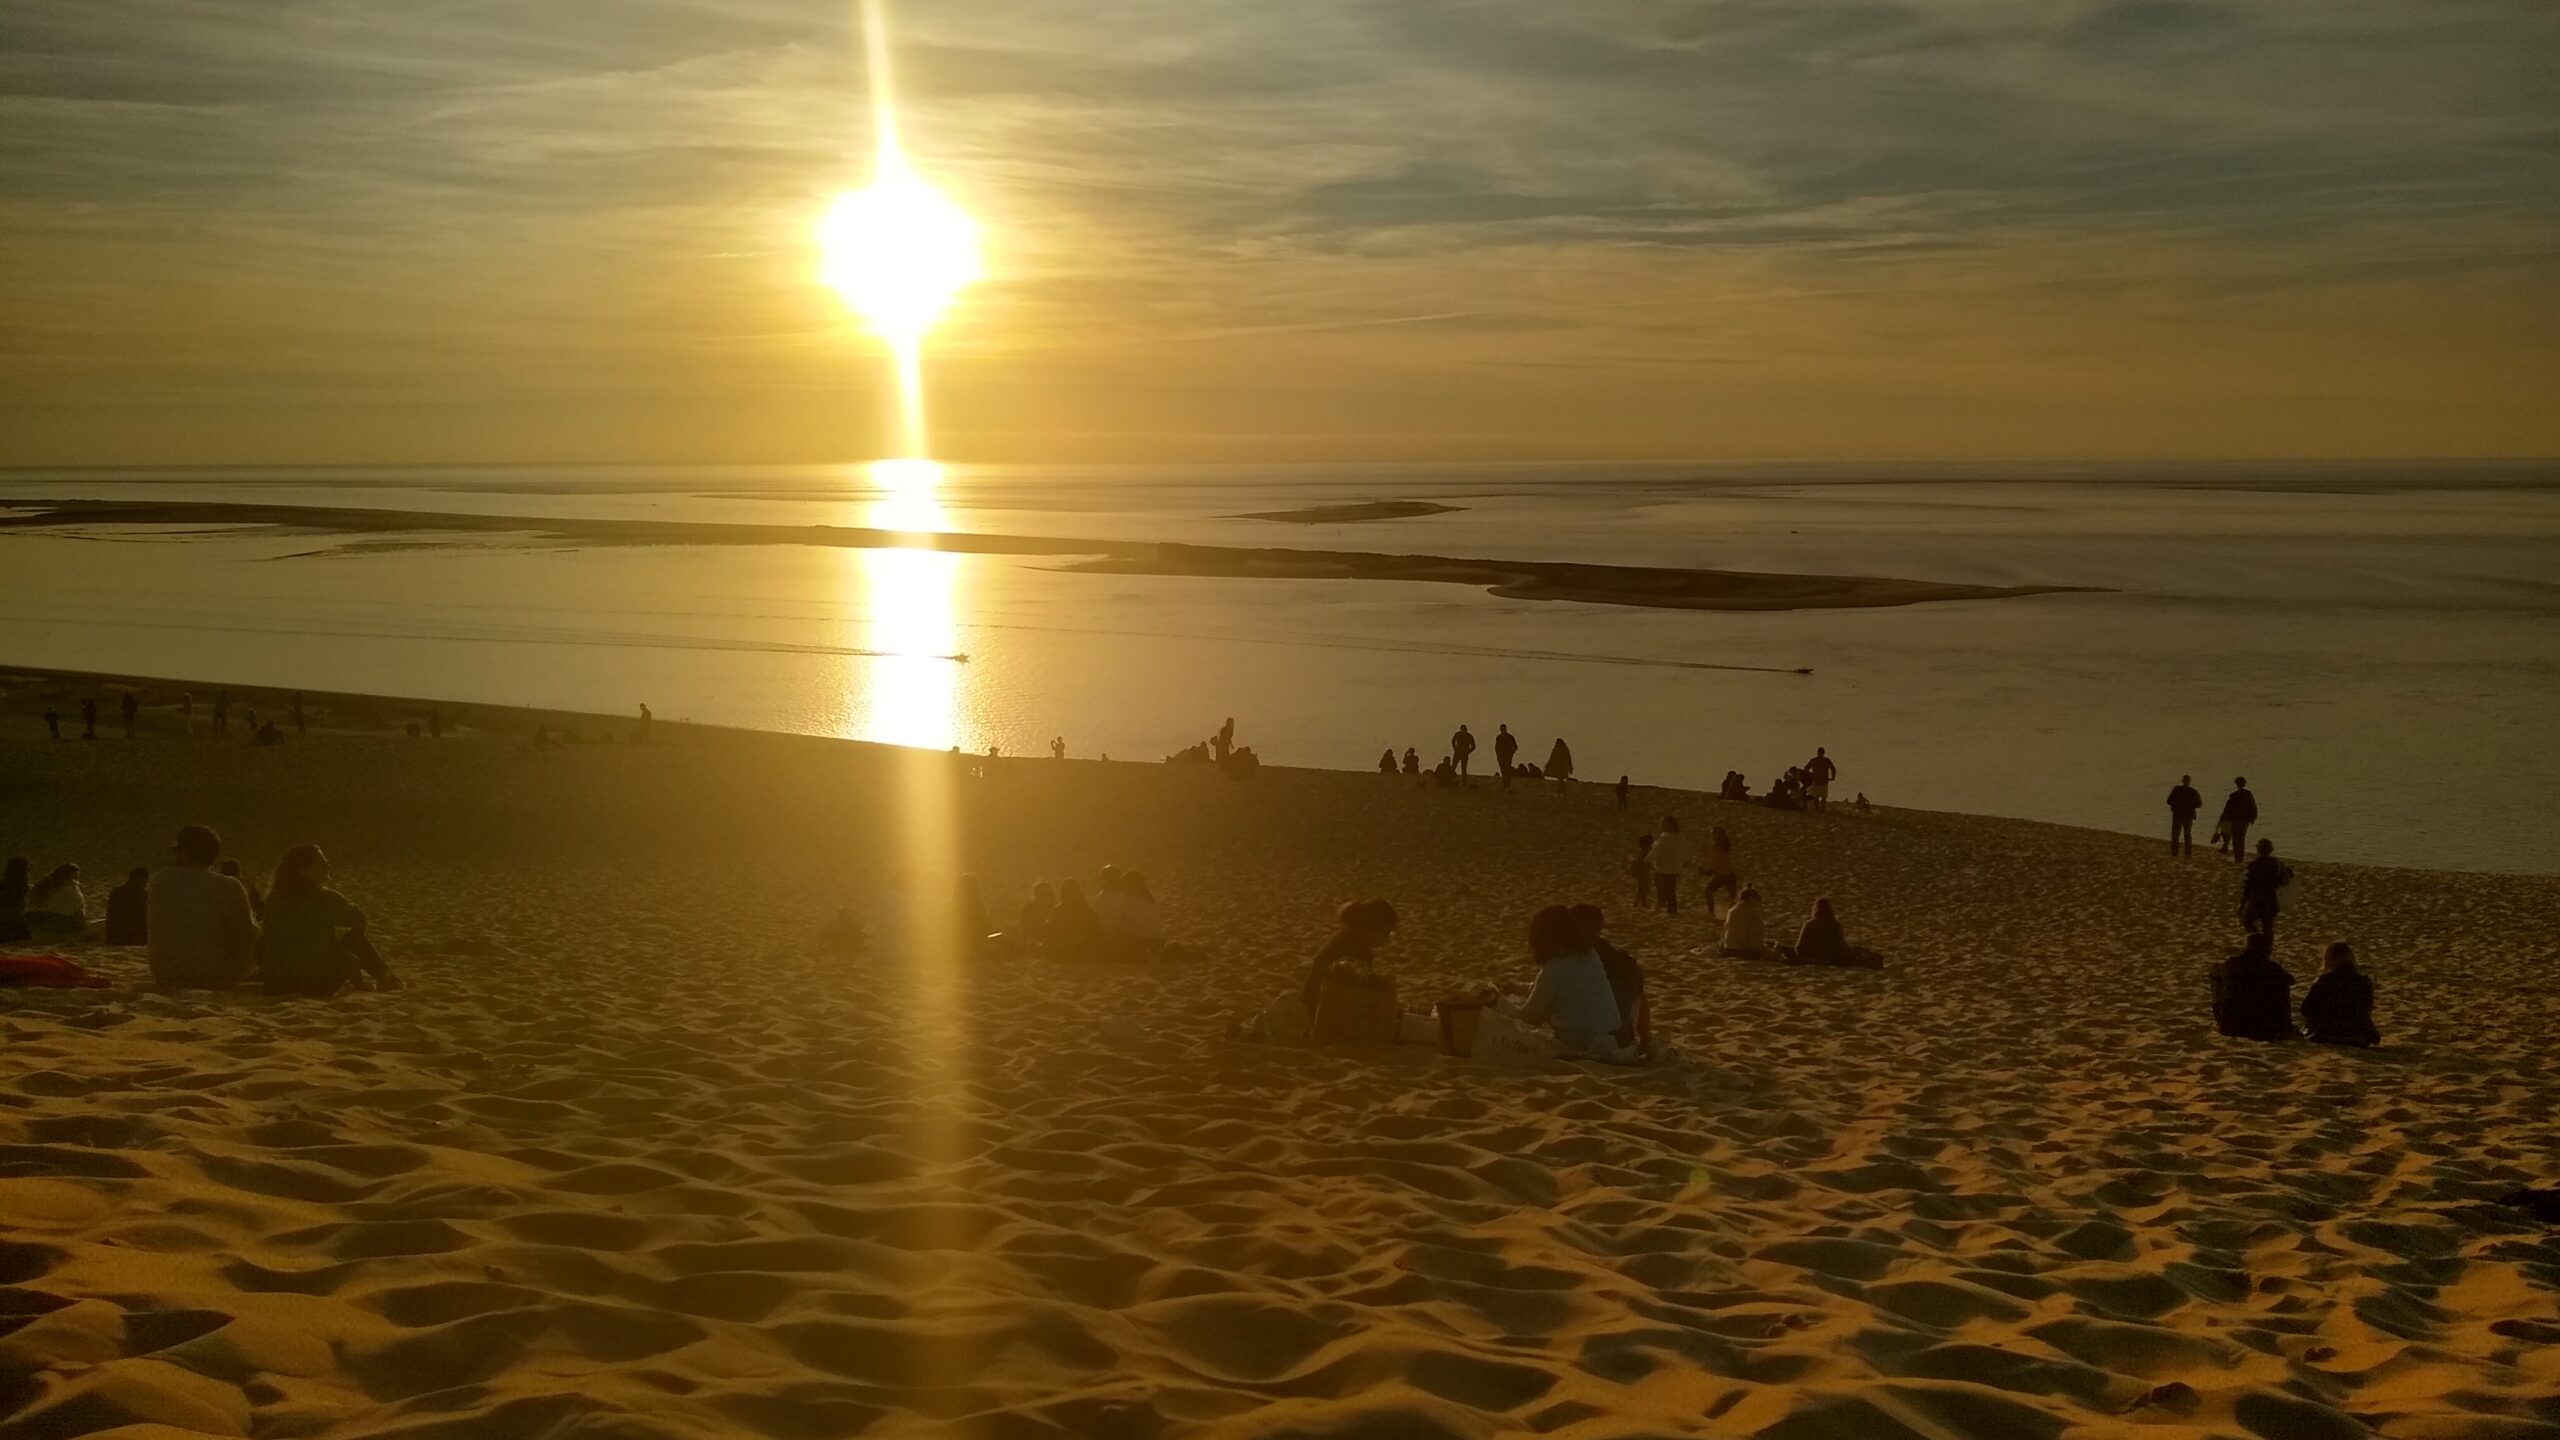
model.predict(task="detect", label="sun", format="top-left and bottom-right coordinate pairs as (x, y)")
top-left (817, 159), bottom-right (981, 345)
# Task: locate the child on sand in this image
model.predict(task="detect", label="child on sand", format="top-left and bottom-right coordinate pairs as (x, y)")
top-left (2301, 941), bottom-right (2379, 1047)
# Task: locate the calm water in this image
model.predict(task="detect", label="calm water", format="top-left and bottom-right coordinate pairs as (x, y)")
top-left (5, 461), bottom-right (2557, 873)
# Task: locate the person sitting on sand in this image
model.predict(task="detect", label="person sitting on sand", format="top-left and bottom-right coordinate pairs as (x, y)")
top-left (148, 825), bottom-right (259, 988)
top-left (1703, 826), bottom-right (1740, 916)
top-left (1298, 899), bottom-right (1399, 1012)
top-left (1378, 748), bottom-right (1397, 774)
top-left (1432, 756), bottom-right (1458, 787)
top-left (0, 857), bottom-right (29, 943)
top-left (257, 844), bottom-right (400, 996)
top-left (2240, 839), bottom-right (2292, 938)
top-left (25, 863), bottom-right (88, 937)
top-left (1572, 905), bottom-right (1650, 1054)
top-left (1048, 880), bottom-right (1107, 964)
top-left (1615, 775), bottom-right (1630, 810)
top-left (2301, 941), bottom-right (2379, 1048)
top-left (1719, 886), bottom-right (1767, 958)
top-left (1546, 736), bottom-right (1574, 783)
top-left (103, 867), bottom-right (151, 945)
top-left (1401, 748), bottom-right (1420, 776)
top-left (1788, 897), bottom-right (1883, 968)
top-left (2211, 931), bottom-right (2295, 1041)
top-left (1509, 905), bottom-right (1634, 1062)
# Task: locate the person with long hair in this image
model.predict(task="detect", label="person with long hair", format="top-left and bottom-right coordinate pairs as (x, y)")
top-left (1788, 897), bottom-right (1884, 968)
top-left (2301, 941), bottom-right (2379, 1047)
top-left (25, 863), bottom-right (87, 937)
top-left (1048, 879), bottom-right (1107, 964)
top-left (256, 844), bottom-right (400, 996)
top-left (1511, 905), bottom-right (1626, 1060)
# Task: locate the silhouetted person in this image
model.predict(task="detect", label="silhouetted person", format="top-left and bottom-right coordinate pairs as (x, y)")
top-left (1300, 899), bottom-right (1398, 1011)
top-left (181, 693), bottom-right (194, 735)
top-left (1546, 736), bottom-right (1573, 782)
top-left (42, 706), bottom-right (59, 741)
top-left (2240, 838), bottom-right (2291, 938)
top-left (1214, 717), bottom-right (1235, 763)
top-left (119, 691), bottom-right (138, 738)
top-left (149, 825), bottom-right (258, 988)
top-left (1051, 736), bottom-right (1065, 760)
top-left (1789, 896), bottom-right (1881, 967)
top-left (2212, 930), bottom-right (2293, 1040)
top-left (2219, 778), bottom-right (2257, 863)
top-left (1647, 816), bottom-right (1690, 915)
top-left (1572, 904), bottom-right (1650, 1053)
top-left (292, 692), bottom-right (307, 735)
top-left (636, 702), bottom-right (653, 742)
top-left (1378, 748), bottom-right (1397, 774)
top-left (1049, 880), bottom-right (1106, 964)
top-left (1805, 747), bottom-right (1837, 811)
top-left (2301, 941), bottom-right (2378, 1047)
top-left (1451, 724), bottom-right (1476, 781)
top-left (214, 690), bottom-right (230, 735)
top-left (1493, 724), bottom-right (1518, 786)
top-left (1401, 747), bottom-right (1420, 776)
top-left (103, 867), bottom-right (151, 945)
top-left (80, 698), bottom-right (98, 740)
top-left (2167, 774), bottom-right (2203, 857)
top-left (1615, 775), bottom-right (1629, 810)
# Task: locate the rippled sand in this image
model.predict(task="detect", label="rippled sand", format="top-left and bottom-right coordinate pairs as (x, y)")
top-left (5, 723), bottom-right (2558, 1438)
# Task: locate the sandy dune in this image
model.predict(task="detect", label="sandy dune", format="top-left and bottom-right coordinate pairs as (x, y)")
top-left (5, 713), bottom-right (2558, 1438)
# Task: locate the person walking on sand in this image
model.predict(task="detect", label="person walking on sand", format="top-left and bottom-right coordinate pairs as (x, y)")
top-left (214, 690), bottom-right (230, 736)
top-left (80, 697), bottom-right (98, 740)
top-left (120, 691), bottom-right (138, 738)
top-left (148, 825), bottom-right (259, 989)
top-left (42, 706), bottom-right (60, 741)
top-left (1805, 747), bottom-right (1837, 812)
top-left (2301, 942), bottom-right (2378, 1048)
top-left (1451, 724), bottom-right (1476, 782)
top-left (2240, 838), bottom-right (2292, 939)
top-left (1647, 816), bottom-right (1692, 915)
top-left (2219, 778), bottom-right (2257, 863)
top-left (636, 703), bottom-right (653, 743)
top-left (1493, 724), bottom-right (1518, 786)
top-left (2167, 774), bottom-right (2203, 857)
top-left (1546, 736), bottom-right (1574, 783)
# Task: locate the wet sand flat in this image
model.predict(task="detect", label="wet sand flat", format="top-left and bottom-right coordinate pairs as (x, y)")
top-left (4, 717), bottom-right (2558, 1438)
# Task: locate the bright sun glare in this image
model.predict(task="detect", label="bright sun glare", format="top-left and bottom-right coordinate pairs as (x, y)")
top-left (818, 161), bottom-right (981, 345)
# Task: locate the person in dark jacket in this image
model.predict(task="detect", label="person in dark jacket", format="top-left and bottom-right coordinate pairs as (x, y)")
top-left (1572, 905), bottom-right (1649, 1052)
top-left (1298, 899), bottom-right (1398, 1010)
top-left (103, 867), bottom-right (152, 945)
top-left (1787, 897), bottom-right (1883, 968)
top-left (2219, 778), bottom-right (2258, 863)
top-left (1493, 725), bottom-right (1518, 786)
top-left (2167, 775), bottom-right (2203, 857)
top-left (2301, 941), bottom-right (2379, 1047)
top-left (2240, 839), bottom-right (2291, 938)
top-left (2212, 931), bottom-right (2294, 1040)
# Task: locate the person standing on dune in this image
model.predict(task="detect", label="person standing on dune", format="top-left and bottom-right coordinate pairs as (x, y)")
top-left (1494, 724), bottom-right (1518, 787)
top-left (1451, 724), bottom-right (1476, 783)
top-left (2219, 778), bottom-right (2258, 863)
top-left (1647, 816), bottom-right (1691, 915)
top-left (1546, 736), bottom-right (1574, 783)
top-left (2167, 774), bottom-right (2203, 857)
top-left (1805, 747), bottom-right (1837, 812)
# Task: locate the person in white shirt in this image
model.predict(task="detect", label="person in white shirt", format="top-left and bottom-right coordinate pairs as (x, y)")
top-left (1718, 886), bottom-right (1767, 958)
top-left (26, 863), bottom-right (88, 936)
top-left (1645, 817), bottom-right (1692, 915)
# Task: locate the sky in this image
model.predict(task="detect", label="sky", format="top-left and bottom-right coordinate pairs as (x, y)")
top-left (2, 0), bottom-right (2555, 466)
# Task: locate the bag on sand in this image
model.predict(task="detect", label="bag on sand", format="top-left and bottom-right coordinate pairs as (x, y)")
top-left (1432, 998), bottom-right (1487, 1058)
top-left (1469, 1008), bottom-right (1557, 1065)
top-left (0, 954), bottom-right (110, 989)
top-left (1311, 965), bottom-right (1402, 1047)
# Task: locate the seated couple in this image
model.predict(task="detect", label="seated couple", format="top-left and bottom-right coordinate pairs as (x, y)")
top-left (149, 826), bottom-right (400, 996)
top-left (1015, 866), bottom-right (1178, 963)
top-left (2213, 935), bottom-right (2378, 1046)
top-left (1714, 889), bottom-right (1883, 968)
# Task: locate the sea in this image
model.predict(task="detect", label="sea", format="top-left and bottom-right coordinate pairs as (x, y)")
top-left (4, 460), bottom-right (2556, 874)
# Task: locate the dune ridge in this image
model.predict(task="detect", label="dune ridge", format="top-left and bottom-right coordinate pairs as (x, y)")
top-left (4, 715), bottom-right (2557, 1438)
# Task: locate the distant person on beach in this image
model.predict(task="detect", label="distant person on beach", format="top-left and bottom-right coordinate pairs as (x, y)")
top-left (26, 864), bottom-right (87, 937)
top-left (1704, 825), bottom-right (1740, 916)
top-left (292, 692), bottom-right (307, 735)
top-left (42, 706), bottom-right (60, 741)
top-left (2212, 931), bottom-right (2294, 1040)
top-left (1631, 834), bottom-right (1655, 909)
top-left (1647, 816), bottom-right (1691, 915)
top-left (1512, 905), bottom-right (1634, 1062)
top-left (1451, 724), bottom-right (1476, 781)
top-left (148, 825), bottom-right (258, 988)
top-left (1788, 897), bottom-right (1882, 968)
top-left (1401, 748), bottom-right (1420, 776)
top-left (1215, 717), bottom-right (1235, 763)
top-left (1718, 886), bottom-right (1767, 958)
top-left (1720, 771), bottom-right (1749, 801)
top-left (2219, 778), bottom-right (2257, 863)
top-left (120, 691), bottom-right (138, 738)
top-left (1048, 880), bottom-right (1106, 964)
top-left (1433, 756), bottom-right (1458, 787)
top-left (1494, 724), bottom-right (1518, 786)
top-left (80, 698), bottom-right (98, 740)
top-left (1378, 749), bottom-right (1397, 774)
top-left (181, 694), bottom-right (194, 735)
top-left (1546, 736), bottom-right (1574, 783)
top-left (2301, 942), bottom-right (2379, 1048)
top-left (214, 690), bottom-right (230, 735)
top-left (2167, 774), bottom-right (2203, 856)
top-left (636, 703), bottom-right (653, 743)
top-left (2240, 839), bottom-right (2292, 938)
top-left (1572, 905), bottom-right (1651, 1054)
top-left (1854, 792), bottom-right (1871, 813)
top-left (1051, 736), bottom-right (1066, 760)
top-left (103, 867), bottom-right (151, 945)
top-left (1805, 748), bottom-right (1837, 811)
top-left (1299, 899), bottom-right (1398, 1012)
top-left (0, 858), bottom-right (29, 942)
top-left (1615, 775), bottom-right (1629, 810)
top-left (253, 721), bottom-right (284, 747)
top-left (258, 844), bottom-right (400, 995)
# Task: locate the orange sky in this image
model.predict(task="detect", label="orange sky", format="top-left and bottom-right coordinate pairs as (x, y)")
top-left (4, 2), bottom-right (2555, 466)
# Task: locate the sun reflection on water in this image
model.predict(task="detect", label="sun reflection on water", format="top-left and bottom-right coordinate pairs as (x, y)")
top-left (842, 459), bottom-right (964, 753)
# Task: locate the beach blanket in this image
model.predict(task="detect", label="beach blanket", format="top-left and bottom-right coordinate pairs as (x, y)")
top-left (0, 953), bottom-right (112, 989)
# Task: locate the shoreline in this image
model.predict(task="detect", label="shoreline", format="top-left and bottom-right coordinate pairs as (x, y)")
top-left (0, 497), bottom-right (2099, 614)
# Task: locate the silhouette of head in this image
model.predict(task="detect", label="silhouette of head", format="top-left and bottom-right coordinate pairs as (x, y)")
top-left (2244, 930), bottom-right (2273, 960)
top-left (2256, 839), bottom-right (2274, 856)
top-left (2181, 774), bottom-right (2192, 785)
top-left (171, 825), bottom-right (220, 865)
top-left (1529, 905), bottom-right (1581, 961)
top-left (1817, 747), bottom-right (1826, 757)
top-left (1569, 904), bottom-right (1605, 942)
top-left (1338, 899), bottom-right (1398, 944)
top-left (1738, 885), bottom-right (1760, 906)
top-left (1813, 896), bottom-right (1835, 919)
top-left (2323, 941), bottom-right (2355, 972)
top-left (125, 866), bottom-right (149, 887)
top-left (2234, 776), bottom-right (2247, 788)
top-left (1661, 815), bottom-right (1681, 832)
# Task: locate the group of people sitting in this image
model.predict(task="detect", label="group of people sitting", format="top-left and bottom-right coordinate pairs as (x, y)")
top-left (2212, 934), bottom-right (2379, 1046)
top-left (2, 826), bottom-right (398, 997)
top-left (1010, 866), bottom-right (1188, 963)
top-left (1712, 888), bottom-right (1885, 969)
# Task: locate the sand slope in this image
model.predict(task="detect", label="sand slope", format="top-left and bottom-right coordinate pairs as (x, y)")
top-left (5, 728), bottom-right (2558, 1438)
